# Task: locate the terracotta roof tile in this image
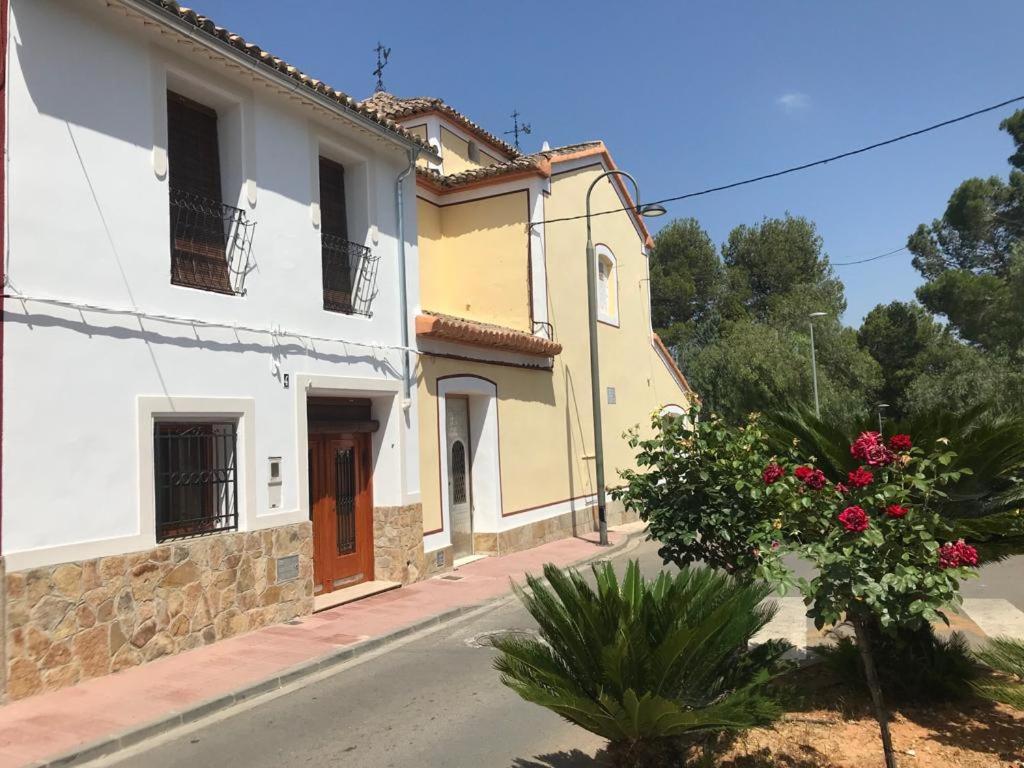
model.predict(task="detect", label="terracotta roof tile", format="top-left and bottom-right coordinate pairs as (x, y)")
top-left (416, 141), bottom-right (605, 190)
top-left (360, 92), bottom-right (520, 158)
top-left (139, 1), bottom-right (428, 151)
top-left (416, 312), bottom-right (561, 357)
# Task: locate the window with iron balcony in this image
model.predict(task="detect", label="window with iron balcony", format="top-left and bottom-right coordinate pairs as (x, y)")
top-left (318, 156), bottom-right (379, 316)
top-left (166, 91), bottom-right (253, 296)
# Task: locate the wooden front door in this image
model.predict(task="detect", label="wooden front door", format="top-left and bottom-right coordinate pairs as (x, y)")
top-left (309, 432), bottom-right (374, 593)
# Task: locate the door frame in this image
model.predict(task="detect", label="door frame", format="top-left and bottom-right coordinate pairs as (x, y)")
top-left (445, 395), bottom-right (473, 557)
top-left (428, 376), bottom-right (502, 555)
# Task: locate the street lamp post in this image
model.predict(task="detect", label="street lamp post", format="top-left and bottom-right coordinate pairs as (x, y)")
top-left (877, 403), bottom-right (890, 434)
top-left (808, 312), bottom-right (828, 419)
top-left (584, 172), bottom-right (665, 545)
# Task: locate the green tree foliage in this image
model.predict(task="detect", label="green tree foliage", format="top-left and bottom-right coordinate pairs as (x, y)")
top-left (907, 109), bottom-right (1024, 355)
top-left (650, 215), bottom-right (880, 422)
top-left (649, 217), bottom-right (722, 352)
top-left (492, 560), bottom-right (787, 768)
top-left (856, 301), bottom-right (1024, 419)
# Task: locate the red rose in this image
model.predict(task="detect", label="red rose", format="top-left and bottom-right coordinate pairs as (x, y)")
top-left (847, 467), bottom-right (874, 488)
top-left (835, 482), bottom-right (849, 495)
top-left (794, 465), bottom-right (826, 489)
top-left (838, 505), bottom-right (870, 533)
top-left (762, 463), bottom-right (785, 485)
top-left (864, 443), bottom-right (895, 467)
top-left (850, 431), bottom-right (882, 461)
top-left (805, 469), bottom-right (827, 490)
top-left (938, 539), bottom-right (979, 569)
top-left (888, 434), bottom-right (912, 452)
top-left (886, 504), bottom-right (908, 518)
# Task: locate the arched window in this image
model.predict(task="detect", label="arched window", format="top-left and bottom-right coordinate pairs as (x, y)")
top-left (595, 244), bottom-right (618, 326)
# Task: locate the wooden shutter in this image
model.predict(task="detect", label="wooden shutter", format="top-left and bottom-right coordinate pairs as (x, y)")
top-left (319, 157), bottom-right (353, 311)
top-left (318, 157), bottom-right (348, 240)
top-left (166, 91), bottom-right (232, 293)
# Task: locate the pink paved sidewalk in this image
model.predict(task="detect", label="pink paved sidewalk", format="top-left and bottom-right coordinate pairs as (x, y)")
top-left (0, 528), bottom-right (634, 768)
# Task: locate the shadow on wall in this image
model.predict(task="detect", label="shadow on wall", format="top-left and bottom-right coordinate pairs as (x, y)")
top-left (563, 365), bottom-right (594, 500)
top-left (5, 307), bottom-right (402, 377)
top-left (15, 1), bottom-right (157, 151)
top-left (14, 0), bottom-right (411, 228)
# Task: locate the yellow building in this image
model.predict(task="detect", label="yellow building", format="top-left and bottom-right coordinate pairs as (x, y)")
top-left (364, 93), bottom-right (695, 565)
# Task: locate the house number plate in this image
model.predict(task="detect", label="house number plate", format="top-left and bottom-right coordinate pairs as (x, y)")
top-left (276, 555), bottom-right (299, 583)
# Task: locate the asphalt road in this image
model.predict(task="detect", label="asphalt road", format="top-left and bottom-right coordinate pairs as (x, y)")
top-left (99, 540), bottom-right (1022, 768)
top-left (100, 539), bottom-right (666, 768)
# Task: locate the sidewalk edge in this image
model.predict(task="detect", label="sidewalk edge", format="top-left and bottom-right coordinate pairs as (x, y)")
top-left (31, 525), bottom-right (648, 768)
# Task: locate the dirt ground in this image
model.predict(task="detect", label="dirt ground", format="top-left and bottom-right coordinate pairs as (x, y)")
top-left (711, 699), bottom-right (1023, 767)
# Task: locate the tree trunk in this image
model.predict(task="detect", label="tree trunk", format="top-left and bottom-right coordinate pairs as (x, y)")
top-left (852, 615), bottom-right (898, 768)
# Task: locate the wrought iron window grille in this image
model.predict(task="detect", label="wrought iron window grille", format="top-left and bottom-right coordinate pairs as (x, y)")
top-left (154, 422), bottom-right (239, 542)
top-left (321, 233), bottom-right (380, 317)
top-left (335, 447), bottom-right (357, 554)
top-left (169, 187), bottom-right (256, 296)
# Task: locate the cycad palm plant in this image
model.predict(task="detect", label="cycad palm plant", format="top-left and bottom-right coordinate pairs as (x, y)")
top-left (973, 637), bottom-right (1024, 710)
top-left (492, 561), bottom-right (787, 767)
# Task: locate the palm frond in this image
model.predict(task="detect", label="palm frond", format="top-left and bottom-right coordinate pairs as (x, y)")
top-left (492, 560), bottom-right (786, 752)
top-left (972, 636), bottom-right (1024, 711)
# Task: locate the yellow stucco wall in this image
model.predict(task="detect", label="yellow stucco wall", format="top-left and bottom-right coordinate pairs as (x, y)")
top-left (416, 164), bottom-right (690, 536)
top-left (479, 150), bottom-right (502, 168)
top-left (439, 125), bottom-right (507, 174)
top-left (440, 126), bottom-right (474, 175)
top-left (416, 192), bottom-right (531, 331)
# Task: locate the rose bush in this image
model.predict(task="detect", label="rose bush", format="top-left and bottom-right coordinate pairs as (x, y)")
top-left (618, 409), bottom-right (980, 768)
top-left (616, 410), bottom-right (796, 585)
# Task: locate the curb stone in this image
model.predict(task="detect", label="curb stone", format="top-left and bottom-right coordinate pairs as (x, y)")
top-left (31, 525), bottom-right (648, 768)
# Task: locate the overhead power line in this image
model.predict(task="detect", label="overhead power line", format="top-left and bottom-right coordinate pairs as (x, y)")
top-left (539, 94), bottom-right (1024, 226)
top-left (832, 246), bottom-right (908, 266)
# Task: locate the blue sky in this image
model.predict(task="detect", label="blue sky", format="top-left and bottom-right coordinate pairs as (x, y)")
top-left (192, 1), bottom-right (1024, 326)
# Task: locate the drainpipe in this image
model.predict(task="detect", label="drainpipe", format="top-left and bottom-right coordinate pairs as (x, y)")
top-left (395, 148), bottom-right (417, 409)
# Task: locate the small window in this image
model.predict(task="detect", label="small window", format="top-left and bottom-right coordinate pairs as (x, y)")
top-left (451, 440), bottom-right (468, 505)
top-left (166, 92), bottom-right (234, 294)
top-left (154, 422), bottom-right (238, 541)
top-left (596, 245), bottom-right (618, 324)
top-left (598, 258), bottom-right (611, 313)
top-left (467, 141), bottom-right (480, 164)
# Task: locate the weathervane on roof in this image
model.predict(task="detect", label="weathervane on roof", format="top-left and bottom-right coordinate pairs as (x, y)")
top-left (373, 42), bottom-right (391, 93)
top-left (504, 110), bottom-right (532, 150)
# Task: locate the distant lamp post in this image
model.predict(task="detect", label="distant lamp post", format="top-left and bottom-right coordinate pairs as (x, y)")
top-left (877, 403), bottom-right (890, 434)
top-left (585, 172), bottom-right (665, 545)
top-left (808, 312), bottom-right (828, 419)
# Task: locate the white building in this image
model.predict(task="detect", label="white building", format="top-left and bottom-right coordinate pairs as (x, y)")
top-left (1, 0), bottom-right (437, 699)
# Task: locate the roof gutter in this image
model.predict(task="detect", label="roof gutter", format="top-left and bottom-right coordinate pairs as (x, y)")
top-left (113, 0), bottom-right (441, 163)
top-left (396, 149), bottom-right (417, 408)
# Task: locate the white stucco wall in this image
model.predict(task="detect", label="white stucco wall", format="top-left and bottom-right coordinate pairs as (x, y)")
top-left (2, 0), bottom-right (423, 569)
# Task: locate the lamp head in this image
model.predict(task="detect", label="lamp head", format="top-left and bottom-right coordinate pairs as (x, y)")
top-left (809, 311), bottom-right (828, 319)
top-left (637, 203), bottom-right (667, 218)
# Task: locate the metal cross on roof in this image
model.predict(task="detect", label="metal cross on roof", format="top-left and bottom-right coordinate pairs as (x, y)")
top-left (504, 110), bottom-right (532, 151)
top-left (373, 42), bottom-right (391, 93)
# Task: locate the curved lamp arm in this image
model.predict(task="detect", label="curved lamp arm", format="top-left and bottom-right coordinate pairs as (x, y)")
top-left (585, 170), bottom-right (641, 246)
